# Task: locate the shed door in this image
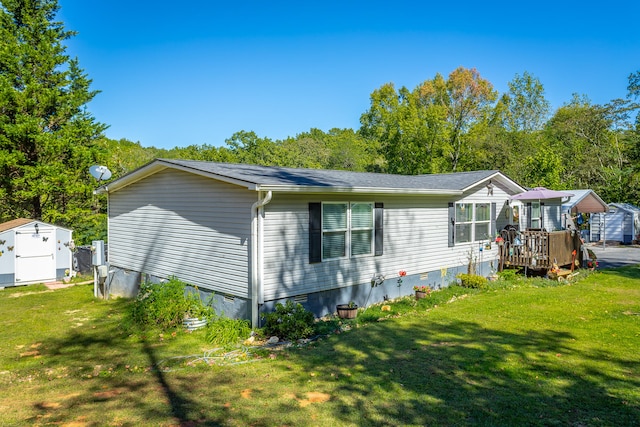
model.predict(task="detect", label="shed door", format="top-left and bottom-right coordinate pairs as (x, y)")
top-left (15, 230), bottom-right (56, 283)
top-left (623, 213), bottom-right (634, 244)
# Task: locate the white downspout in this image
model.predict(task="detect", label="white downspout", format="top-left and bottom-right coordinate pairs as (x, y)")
top-left (251, 191), bottom-right (272, 328)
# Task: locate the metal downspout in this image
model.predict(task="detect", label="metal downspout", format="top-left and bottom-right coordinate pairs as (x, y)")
top-left (251, 191), bottom-right (272, 328)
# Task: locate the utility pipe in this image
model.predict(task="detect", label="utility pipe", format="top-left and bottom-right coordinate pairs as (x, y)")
top-left (250, 191), bottom-right (272, 328)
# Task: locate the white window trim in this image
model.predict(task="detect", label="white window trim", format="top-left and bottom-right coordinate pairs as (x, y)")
top-left (474, 203), bottom-right (491, 242)
top-left (531, 201), bottom-right (541, 229)
top-left (455, 202), bottom-right (491, 244)
top-left (322, 202), bottom-right (374, 261)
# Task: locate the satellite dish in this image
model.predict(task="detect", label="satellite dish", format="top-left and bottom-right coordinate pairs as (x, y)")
top-left (89, 165), bottom-right (112, 181)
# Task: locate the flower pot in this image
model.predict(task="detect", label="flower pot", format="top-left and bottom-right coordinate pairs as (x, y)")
top-left (415, 290), bottom-right (428, 300)
top-left (183, 317), bottom-right (208, 331)
top-left (336, 304), bottom-right (358, 319)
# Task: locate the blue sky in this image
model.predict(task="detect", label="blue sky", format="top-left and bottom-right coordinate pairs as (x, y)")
top-left (59, 1), bottom-right (640, 149)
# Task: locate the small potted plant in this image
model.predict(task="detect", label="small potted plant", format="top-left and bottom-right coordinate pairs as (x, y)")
top-left (336, 301), bottom-right (358, 319)
top-left (413, 285), bottom-right (431, 300)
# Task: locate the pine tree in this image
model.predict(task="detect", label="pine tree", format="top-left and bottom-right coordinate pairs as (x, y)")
top-left (0, 0), bottom-right (107, 241)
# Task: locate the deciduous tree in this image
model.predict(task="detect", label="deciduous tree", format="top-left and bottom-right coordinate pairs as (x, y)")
top-left (419, 67), bottom-right (497, 171)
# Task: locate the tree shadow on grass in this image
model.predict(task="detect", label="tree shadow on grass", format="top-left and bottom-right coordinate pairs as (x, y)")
top-left (20, 293), bottom-right (640, 426)
top-left (23, 297), bottom-right (226, 426)
top-left (289, 317), bottom-right (640, 426)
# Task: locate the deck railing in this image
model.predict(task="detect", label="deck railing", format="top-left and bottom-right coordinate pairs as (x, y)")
top-left (498, 230), bottom-right (582, 271)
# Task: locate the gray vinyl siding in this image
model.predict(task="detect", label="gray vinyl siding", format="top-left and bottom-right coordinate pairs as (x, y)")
top-left (518, 200), bottom-right (563, 231)
top-left (108, 169), bottom-right (255, 296)
top-left (262, 182), bottom-right (510, 301)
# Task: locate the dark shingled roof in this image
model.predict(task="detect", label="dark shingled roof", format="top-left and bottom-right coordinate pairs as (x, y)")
top-left (159, 159), bottom-right (499, 191)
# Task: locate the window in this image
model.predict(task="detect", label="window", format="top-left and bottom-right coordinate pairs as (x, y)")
top-left (475, 203), bottom-right (491, 240)
top-left (530, 202), bottom-right (541, 228)
top-left (322, 203), bottom-right (347, 259)
top-left (309, 202), bottom-right (381, 263)
top-left (350, 203), bottom-right (374, 257)
top-left (455, 203), bottom-right (473, 244)
top-left (453, 202), bottom-right (495, 244)
top-left (322, 202), bottom-right (373, 260)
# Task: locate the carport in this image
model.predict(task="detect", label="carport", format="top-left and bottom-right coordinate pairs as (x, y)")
top-left (561, 189), bottom-right (609, 241)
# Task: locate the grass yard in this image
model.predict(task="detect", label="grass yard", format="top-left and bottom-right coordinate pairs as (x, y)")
top-left (1, 268), bottom-right (639, 426)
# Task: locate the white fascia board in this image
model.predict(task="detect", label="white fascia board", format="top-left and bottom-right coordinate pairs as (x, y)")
top-left (459, 172), bottom-right (525, 194)
top-left (94, 162), bottom-right (167, 194)
top-left (256, 185), bottom-right (462, 196)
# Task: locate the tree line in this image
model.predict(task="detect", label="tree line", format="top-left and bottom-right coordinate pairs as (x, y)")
top-left (1, 0), bottom-right (639, 244)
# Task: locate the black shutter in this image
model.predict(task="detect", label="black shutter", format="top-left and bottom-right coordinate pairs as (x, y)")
top-left (540, 202), bottom-right (545, 230)
top-left (309, 203), bottom-right (322, 263)
top-left (490, 202), bottom-right (497, 238)
top-left (448, 202), bottom-right (455, 247)
top-left (526, 202), bottom-right (532, 229)
top-left (374, 202), bottom-right (384, 256)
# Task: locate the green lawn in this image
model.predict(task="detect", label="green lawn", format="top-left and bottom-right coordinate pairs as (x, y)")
top-left (1, 268), bottom-right (639, 426)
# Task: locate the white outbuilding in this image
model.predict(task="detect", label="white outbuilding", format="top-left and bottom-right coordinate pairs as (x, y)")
top-left (0, 219), bottom-right (73, 287)
top-left (590, 203), bottom-right (640, 244)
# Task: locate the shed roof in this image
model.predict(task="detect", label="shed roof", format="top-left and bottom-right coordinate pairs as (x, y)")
top-left (562, 189), bottom-right (609, 213)
top-left (97, 159), bottom-right (525, 196)
top-left (0, 218), bottom-right (34, 233)
top-left (0, 218), bottom-right (72, 233)
top-left (608, 203), bottom-right (640, 213)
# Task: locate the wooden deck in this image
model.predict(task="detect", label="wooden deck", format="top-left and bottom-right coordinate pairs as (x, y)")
top-left (498, 229), bottom-right (583, 271)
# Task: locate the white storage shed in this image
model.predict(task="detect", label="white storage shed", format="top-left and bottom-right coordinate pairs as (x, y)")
top-left (0, 219), bottom-right (73, 287)
top-left (590, 203), bottom-right (640, 244)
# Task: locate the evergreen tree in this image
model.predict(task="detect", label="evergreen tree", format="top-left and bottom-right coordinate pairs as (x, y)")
top-left (0, 0), bottom-right (106, 242)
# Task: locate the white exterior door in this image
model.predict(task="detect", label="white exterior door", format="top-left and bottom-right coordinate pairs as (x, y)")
top-left (15, 230), bottom-right (56, 284)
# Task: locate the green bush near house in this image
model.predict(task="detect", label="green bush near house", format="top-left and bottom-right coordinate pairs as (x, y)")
top-left (457, 273), bottom-right (489, 289)
top-left (497, 268), bottom-right (519, 281)
top-left (130, 276), bottom-right (211, 330)
top-left (205, 316), bottom-right (252, 347)
top-left (262, 300), bottom-right (315, 340)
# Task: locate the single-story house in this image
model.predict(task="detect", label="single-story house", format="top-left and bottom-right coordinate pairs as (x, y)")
top-left (96, 159), bottom-right (525, 326)
top-left (591, 203), bottom-right (640, 244)
top-left (0, 219), bottom-right (73, 287)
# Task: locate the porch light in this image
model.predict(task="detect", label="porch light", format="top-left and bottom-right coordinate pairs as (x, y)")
top-left (34, 223), bottom-right (39, 234)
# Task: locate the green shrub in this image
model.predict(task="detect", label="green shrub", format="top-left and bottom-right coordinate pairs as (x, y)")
top-left (497, 269), bottom-right (519, 282)
top-left (205, 316), bottom-right (251, 347)
top-left (262, 300), bottom-right (315, 341)
top-left (185, 289), bottom-right (214, 319)
top-left (456, 273), bottom-right (489, 289)
top-left (130, 276), bottom-right (201, 330)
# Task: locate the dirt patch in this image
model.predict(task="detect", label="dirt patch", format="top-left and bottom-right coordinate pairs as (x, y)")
top-left (93, 388), bottom-right (127, 399)
top-left (285, 391), bottom-right (331, 407)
